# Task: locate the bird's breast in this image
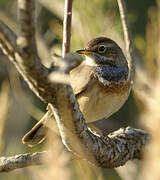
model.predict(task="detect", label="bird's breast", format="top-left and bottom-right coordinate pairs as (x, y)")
top-left (97, 80), bottom-right (131, 94)
top-left (77, 78), bottom-right (131, 123)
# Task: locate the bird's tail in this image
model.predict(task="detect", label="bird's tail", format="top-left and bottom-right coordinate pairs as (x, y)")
top-left (22, 110), bottom-right (53, 147)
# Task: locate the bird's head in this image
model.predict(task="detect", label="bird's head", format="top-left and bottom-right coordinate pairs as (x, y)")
top-left (76, 37), bottom-right (130, 84)
top-left (76, 37), bottom-right (128, 67)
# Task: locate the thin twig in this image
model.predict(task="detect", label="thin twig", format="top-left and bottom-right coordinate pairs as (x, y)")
top-left (45, 0), bottom-right (73, 123)
top-left (117, 0), bottom-right (135, 80)
top-left (62, 0), bottom-right (73, 57)
top-left (0, 151), bottom-right (47, 172)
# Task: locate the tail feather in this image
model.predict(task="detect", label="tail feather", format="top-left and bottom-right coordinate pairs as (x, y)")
top-left (22, 110), bottom-right (53, 147)
top-left (22, 122), bottom-right (48, 147)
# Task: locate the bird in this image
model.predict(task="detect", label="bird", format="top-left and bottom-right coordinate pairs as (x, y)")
top-left (22, 37), bottom-right (131, 146)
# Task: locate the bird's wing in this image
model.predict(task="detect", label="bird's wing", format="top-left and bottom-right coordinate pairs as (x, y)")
top-left (70, 62), bottom-right (93, 95)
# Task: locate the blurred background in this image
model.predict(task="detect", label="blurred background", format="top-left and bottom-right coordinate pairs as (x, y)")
top-left (0, 0), bottom-right (159, 179)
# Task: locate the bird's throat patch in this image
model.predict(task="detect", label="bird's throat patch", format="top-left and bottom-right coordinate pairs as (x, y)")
top-left (95, 66), bottom-right (129, 84)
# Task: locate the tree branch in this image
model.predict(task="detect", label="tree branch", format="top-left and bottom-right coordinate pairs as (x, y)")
top-left (117, 0), bottom-right (135, 80)
top-left (17, 0), bottom-right (37, 54)
top-left (62, 0), bottom-right (73, 57)
top-left (0, 151), bottom-right (46, 172)
top-left (0, 127), bottom-right (148, 172)
top-left (48, 82), bottom-right (148, 167)
top-left (0, 20), bottom-right (54, 103)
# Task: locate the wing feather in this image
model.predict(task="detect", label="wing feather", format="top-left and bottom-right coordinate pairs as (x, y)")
top-left (70, 62), bottom-right (93, 95)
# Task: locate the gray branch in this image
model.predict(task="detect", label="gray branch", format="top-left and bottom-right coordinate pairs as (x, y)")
top-left (0, 151), bottom-right (46, 172)
top-left (0, 0), bottom-right (149, 171)
top-left (0, 20), bottom-right (53, 104)
top-left (0, 128), bottom-right (148, 172)
top-left (17, 0), bottom-right (37, 54)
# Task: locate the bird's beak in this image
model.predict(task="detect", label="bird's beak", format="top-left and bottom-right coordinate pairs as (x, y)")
top-left (76, 49), bottom-right (86, 54)
top-left (76, 49), bottom-right (92, 55)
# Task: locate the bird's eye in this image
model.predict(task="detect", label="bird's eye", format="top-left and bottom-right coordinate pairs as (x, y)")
top-left (98, 45), bottom-right (106, 53)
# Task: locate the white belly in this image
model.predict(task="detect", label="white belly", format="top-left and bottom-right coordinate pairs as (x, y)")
top-left (77, 85), bottom-right (130, 123)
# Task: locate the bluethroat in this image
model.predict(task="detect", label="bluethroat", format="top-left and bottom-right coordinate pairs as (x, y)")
top-left (22, 37), bottom-right (131, 146)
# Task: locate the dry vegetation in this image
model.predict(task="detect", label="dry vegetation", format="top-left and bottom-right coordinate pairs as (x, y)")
top-left (0, 0), bottom-right (159, 180)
